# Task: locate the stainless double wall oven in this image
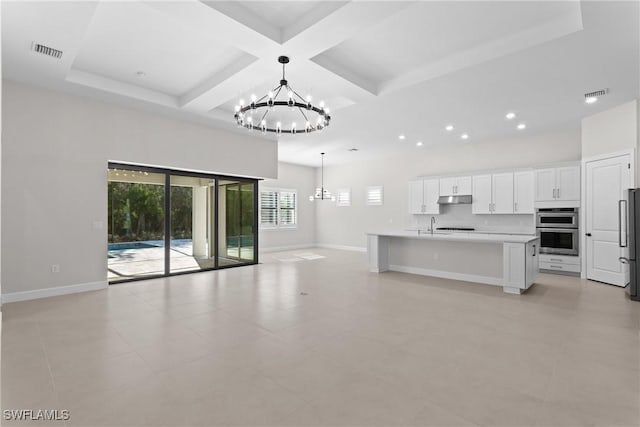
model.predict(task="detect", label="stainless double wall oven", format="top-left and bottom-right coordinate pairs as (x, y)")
top-left (535, 208), bottom-right (579, 256)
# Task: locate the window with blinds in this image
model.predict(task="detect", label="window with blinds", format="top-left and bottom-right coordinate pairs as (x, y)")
top-left (279, 191), bottom-right (297, 225)
top-left (260, 190), bottom-right (278, 226)
top-left (337, 188), bottom-right (351, 207)
top-left (260, 188), bottom-right (297, 228)
top-left (366, 186), bottom-right (384, 206)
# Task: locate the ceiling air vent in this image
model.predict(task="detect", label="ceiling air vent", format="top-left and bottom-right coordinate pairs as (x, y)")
top-left (31, 42), bottom-right (63, 59)
top-left (584, 88), bottom-right (608, 99)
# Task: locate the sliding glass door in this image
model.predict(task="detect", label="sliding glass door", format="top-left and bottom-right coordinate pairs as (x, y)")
top-left (218, 180), bottom-right (256, 266)
top-left (107, 163), bottom-right (257, 283)
top-left (107, 168), bottom-right (166, 281)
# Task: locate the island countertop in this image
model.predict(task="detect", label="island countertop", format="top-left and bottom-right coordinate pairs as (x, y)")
top-left (366, 230), bottom-right (539, 244)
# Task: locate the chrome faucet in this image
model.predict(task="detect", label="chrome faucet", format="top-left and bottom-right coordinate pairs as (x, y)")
top-left (430, 216), bottom-right (436, 234)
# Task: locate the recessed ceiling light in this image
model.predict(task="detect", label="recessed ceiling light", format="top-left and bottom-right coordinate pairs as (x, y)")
top-left (136, 71), bottom-right (146, 77)
top-left (505, 112), bottom-right (516, 120)
top-left (517, 123), bottom-right (526, 130)
top-left (445, 125), bottom-right (454, 131)
top-left (461, 133), bottom-right (469, 140)
top-left (416, 141), bottom-right (423, 147)
top-left (398, 134), bottom-right (405, 140)
top-left (348, 148), bottom-right (359, 152)
top-left (585, 96), bottom-right (598, 104)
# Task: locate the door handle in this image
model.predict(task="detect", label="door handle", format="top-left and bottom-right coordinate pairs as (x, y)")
top-left (585, 233), bottom-right (592, 237)
top-left (619, 257), bottom-right (630, 264)
top-left (619, 200), bottom-right (628, 248)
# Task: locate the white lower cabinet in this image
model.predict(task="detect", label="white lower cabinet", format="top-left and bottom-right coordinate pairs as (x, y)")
top-left (539, 254), bottom-right (580, 274)
top-left (503, 240), bottom-right (538, 292)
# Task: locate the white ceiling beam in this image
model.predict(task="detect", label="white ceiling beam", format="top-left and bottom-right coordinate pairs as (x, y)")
top-left (142, 0), bottom-right (276, 58)
top-left (179, 59), bottom-right (274, 112)
top-left (282, 1), bottom-right (411, 60)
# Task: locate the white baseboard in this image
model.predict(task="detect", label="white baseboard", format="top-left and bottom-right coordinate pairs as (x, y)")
top-left (2, 280), bottom-right (108, 303)
top-left (315, 244), bottom-right (367, 253)
top-left (259, 243), bottom-right (316, 253)
top-left (389, 265), bottom-right (503, 287)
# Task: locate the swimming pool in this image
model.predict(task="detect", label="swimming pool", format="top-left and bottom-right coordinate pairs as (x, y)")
top-left (108, 242), bottom-right (161, 251)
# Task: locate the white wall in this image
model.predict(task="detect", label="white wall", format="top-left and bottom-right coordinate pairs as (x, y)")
top-left (1, 80), bottom-right (277, 297)
top-left (259, 162), bottom-right (316, 251)
top-left (316, 127), bottom-right (581, 249)
top-left (581, 100), bottom-right (639, 184)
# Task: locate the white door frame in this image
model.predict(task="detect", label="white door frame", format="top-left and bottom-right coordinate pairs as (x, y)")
top-left (581, 148), bottom-right (636, 279)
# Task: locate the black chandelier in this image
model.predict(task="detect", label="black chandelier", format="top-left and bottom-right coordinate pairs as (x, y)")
top-left (233, 56), bottom-right (331, 134)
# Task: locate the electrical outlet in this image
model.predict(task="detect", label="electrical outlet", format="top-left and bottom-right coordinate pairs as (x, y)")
top-left (51, 264), bottom-right (60, 273)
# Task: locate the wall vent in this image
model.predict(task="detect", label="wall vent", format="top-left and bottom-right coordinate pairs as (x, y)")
top-left (31, 42), bottom-right (63, 59)
top-left (584, 88), bottom-right (609, 99)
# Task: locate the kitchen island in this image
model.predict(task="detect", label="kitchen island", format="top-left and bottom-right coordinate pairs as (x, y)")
top-left (367, 231), bottom-right (540, 294)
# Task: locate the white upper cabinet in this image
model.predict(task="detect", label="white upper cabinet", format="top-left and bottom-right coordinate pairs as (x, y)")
top-left (408, 179), bottom-right (440, 214)
top-left (556, 166), bottom-right (580, 201)
top-left (492, 172), bottom-right (514, 214)
top-left (440, 176), bottom-right (472, 196)
top-left (513, 170), bottom-right (534, 214)
top-left (534, 166), bottom-right (580, 202)
top-left (424, 179), bottom-right (440, 214)
top-left (472, 175), bottom-right (492, 214)
top-left (408, 180), bottom-right (424, 214)
top-left (457, 176), bottom-right (472, 195)
top-left (472, 173), bottom-right (514, 214)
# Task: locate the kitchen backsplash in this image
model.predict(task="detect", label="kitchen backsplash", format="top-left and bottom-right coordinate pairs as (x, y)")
top-left (409, 204), bottom-right (535, 234)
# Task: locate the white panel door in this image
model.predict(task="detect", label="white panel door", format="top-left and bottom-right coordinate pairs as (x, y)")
top-left (492, 172), bottom-right (514, 214)
top-left (408, 180), bottom-right (424, 214)
top-left (557, 166), bottom-right (580, 201)
top-left (514, 171), bottom-right (534, 214)
top-left (586, 154), bottom-right (631, 286)
top-left (424, 179), bottom-right (441, 214)
top-left (439, 177), bottom-right (456, 196)
top-left (456, 176), bottom-right (473, 195)
top-left (534, 168), bottom-right (556, 201)
top-left (472, 175), bottom-right (492, 214)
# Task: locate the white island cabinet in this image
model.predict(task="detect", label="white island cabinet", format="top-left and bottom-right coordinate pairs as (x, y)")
top-left (367, 231), bottom-right (539, 294)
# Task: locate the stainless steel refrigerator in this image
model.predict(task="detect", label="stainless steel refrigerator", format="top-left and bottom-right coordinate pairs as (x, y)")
top-left (620, 189), bottom-right (640, 301)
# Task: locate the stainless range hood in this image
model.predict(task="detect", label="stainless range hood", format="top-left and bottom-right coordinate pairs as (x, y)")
top-left (437, 195), bottom-right (472, 205)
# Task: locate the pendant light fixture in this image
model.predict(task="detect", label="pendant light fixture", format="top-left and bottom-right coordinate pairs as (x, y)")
top-left (309, 153), bottom-right (335, 202)
top-left (234, 56), bottom-right (331, 134)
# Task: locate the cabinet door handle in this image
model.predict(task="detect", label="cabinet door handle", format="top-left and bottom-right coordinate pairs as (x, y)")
top-left (514, 202), bottom-right (518, 212)
top-left (550, 258), bottom-right (563, 262)
top-left (557, 188), bottom-right (560, 199)
top-left (552, 188), bottom-right (556, 199)
top-left (532, 245), bottom-right (536, 257)
top-left (550, 265), bottom-right (563, 269)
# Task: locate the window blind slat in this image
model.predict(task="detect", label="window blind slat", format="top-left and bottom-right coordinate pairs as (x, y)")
top-left (366, 186), bottom-right (383, 206)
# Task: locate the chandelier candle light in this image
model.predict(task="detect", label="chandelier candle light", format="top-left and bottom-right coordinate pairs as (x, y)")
top-left (234, 56), bottom-right (331, 134)
top-left (309, 153), bottom-right (335, 202)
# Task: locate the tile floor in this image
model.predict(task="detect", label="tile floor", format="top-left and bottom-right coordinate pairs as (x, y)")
top-left (2, 248), bottom-right (639, 426)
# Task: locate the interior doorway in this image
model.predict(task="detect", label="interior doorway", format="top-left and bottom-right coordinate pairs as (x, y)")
top-left (584, 151), bottom-right (634, 286)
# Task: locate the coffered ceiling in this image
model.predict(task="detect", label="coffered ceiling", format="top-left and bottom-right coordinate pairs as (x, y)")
top-left (2, 1), bottom-right (639, 167)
